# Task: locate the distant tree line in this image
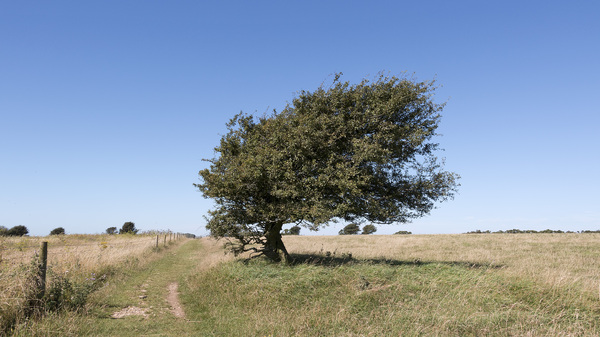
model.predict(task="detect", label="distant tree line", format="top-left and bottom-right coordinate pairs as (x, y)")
top-left (1, 222), bottom-right (198, 237)
top-left (465, 229), bottom-right (600, 234)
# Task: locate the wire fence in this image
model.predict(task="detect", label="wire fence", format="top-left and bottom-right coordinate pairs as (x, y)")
top-left (0, 234), bottom-right (184, 266)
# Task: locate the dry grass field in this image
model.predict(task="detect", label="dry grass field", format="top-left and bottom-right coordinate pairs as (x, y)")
top-left (283, 233), bottom-right (600, 297)
top-left (1, 234), bottom-right (158, 272)
top-left (176, 234), bottom-right (600, 336)
top-left (4, 233), bottom-right (600, 336)
top-left (0, 234), bottom-right (169, 334)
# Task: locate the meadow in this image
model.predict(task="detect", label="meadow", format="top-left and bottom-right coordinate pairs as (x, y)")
top-left (182, 234), bottom-right (600, 336)
top-left (3, 233), bottom-right (600, 336)
top-left (283, 233), bottom-right (600, 296)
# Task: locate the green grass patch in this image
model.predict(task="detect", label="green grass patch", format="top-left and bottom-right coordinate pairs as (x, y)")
top-left (182, 258), bottom-right (600, 336)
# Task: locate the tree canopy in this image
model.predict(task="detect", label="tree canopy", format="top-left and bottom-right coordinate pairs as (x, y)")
top-left (197, 73), bottom-right (459, 262)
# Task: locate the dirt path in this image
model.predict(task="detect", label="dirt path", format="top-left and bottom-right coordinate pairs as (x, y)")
top-left (167, 282), bottom-right (185, 318)
top-left (70, 238), bottom-right (228, 336)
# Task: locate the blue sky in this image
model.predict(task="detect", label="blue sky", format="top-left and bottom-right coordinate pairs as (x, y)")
top-left (1, 1), bottom-right (598, 236)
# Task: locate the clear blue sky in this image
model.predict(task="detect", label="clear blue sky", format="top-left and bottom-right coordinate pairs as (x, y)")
top-left (1, 1), bottom-right (598, 236)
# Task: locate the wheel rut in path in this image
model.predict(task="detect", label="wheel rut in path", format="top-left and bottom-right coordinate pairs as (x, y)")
top-left (86, 238), bottom-right (233, 336)
top-left (167, 282), bottom-right (185, 319)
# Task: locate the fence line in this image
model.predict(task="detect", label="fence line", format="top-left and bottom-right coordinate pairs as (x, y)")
top-left (0, 233), bottom-right (186, 265)
top-left (1, 233), bottom-right (186, 302)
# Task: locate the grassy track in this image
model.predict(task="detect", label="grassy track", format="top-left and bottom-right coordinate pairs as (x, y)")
top-left (10, 239), bottom-right (218, 336)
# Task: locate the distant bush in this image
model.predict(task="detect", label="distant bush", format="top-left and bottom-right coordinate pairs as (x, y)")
top-left (50, 227), bottom-right (65, 235)
top-left (0, 226), bottom-right (7, 236)
top-left (394, 230), bottom-right (412, 235)
top-left (361, 224), bottom-right (377, 235)
top-left (106, 227), bottom-right (117, 234)
top-left (119, 222), bottom-right (138, 234)
top-left (339, 223), bottom-right (360, 235)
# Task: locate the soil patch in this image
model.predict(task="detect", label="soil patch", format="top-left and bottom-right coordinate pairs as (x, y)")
top-left (167, 282), bottom-right (185, 319)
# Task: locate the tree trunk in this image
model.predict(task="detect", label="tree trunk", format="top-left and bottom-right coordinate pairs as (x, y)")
top-left (264, 222), bottom-right (291, 264)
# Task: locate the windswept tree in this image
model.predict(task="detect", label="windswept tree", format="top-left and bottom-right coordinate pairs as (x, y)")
top-left (6, 225), bottom-right (29, 237)
top-left (119, 222), bottom-right (138, 234)
top-left (197, 73), bottom-right (459, 263)
top-left (106, 227), bottom-right (118, 235)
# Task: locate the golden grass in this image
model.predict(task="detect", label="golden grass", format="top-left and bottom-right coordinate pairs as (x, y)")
top-left (0, 234), bottom-right (174, 333)
top-left (283, 233), bottom-right (600, 296)
top-left (191, 237), bottom-right (237, 271)
top-left (1, 234), bottom-right (157, 273)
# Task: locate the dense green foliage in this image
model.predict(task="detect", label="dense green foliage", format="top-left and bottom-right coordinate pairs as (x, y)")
top-left (197, 73), bottom-right (459, 261)
top-left (119, 222), bottom-right (138, 234)
top-left (338, 223), bottom-right (361, 235)
top-left (105, 227), bottom-right (117, 235)
top-left (49, 227), bottom-right (65, 235)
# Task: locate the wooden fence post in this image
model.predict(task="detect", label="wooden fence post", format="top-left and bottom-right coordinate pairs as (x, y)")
top-left (156, 235), bottom-right (159, 248)
top-left (38, 241), bottom-right (48, 298)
